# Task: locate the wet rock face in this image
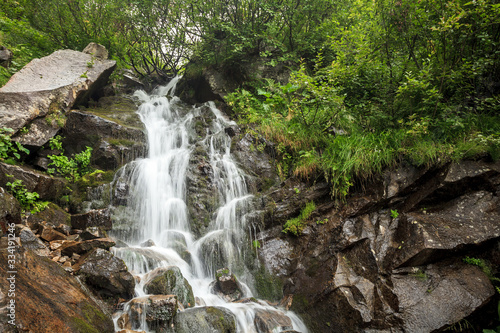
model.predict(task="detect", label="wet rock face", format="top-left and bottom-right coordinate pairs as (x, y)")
top-left (392, 262), bottom-right (495, 332)
top-left (63, 110), bottom-right (146, 170)
top-left (75, 248), bottom-right (135, 300)
top-left (0, 44), bottom-right (116, 147)
top-left (255, 159), bottom-right (500, 332)
top-left (232, 133), bottom-right (280, 194)
top-left (71, 208), bottom-right (112, 230)
top-left (129, 295), bottom-right (178, 330)
top-left (186, 142), bottom-right (218, 238)
top-left (254, 309), bottom-right (293, 333)
top-left (0, 246), bottom-right (114, 332)
top-left (144, 266), bottom-right (195, 308)
top-left (171, 306), bottom-right (237, 333)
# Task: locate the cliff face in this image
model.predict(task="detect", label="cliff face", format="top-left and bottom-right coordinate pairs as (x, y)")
top-left (246, 156), bottom-right (500, 332)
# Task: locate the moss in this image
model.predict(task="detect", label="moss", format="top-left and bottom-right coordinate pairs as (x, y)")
top-left (82, 303), bottom-right (107, 323)
top-left (260, 177), bottom-right (276, 192)
top-left (69, 317), bottom-right (100, 333)
top-left (254, 265), bottom-right (283, 302)
top-left (75, 170), bottom-right (115, 192)
top-left (290, 293), bottom-right (310, 313)
top-left (85, 96), bottom-right (142, 129)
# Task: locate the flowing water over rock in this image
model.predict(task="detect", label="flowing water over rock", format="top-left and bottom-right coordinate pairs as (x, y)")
top-left (108, 78), bottom-right (308, 332)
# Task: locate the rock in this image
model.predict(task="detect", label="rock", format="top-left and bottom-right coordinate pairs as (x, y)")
top-left (140, 239), bottom-right (156, 247)
top-left (63, 110), bottom-right (145, 170)
top-left (392, 261), bottom-right (495, 332)
top-left (185, 142), bottom-right (218, 238)
top-left (18, 226), bottom-right (50, 256)
top-left (144, 266), bottom-right (195, 308)
top-left (178, 56), bottom-right (292, 104)
top-left (83, 42), bottom-right (109, 60)
top-left (80, 226), bottom-right (108, 241)
top-left (0, 163), bottom-right (67, 201)
top-left (55, 223), bottom-right (72, 236)
top-left (0, 245), bottom-right (114, 332)
top-left (393, 190), bottom-right (500, 268)
top-left (128, 295), bottom-right (178, 329)
top-left (27, 202), bottom-right (71, 229)
top-left (60, 238), bottom-right (116, 256)
top-left (0, 46), bottom-right (13, 68)
top-left (210, 268), bottom-right (243, 302)
top-left (0, 44), bottom-right (116, 147)
top-left (40, 225), bottom-right (67, 242)
top-left (171, 306), bottom-right (236, 333)
top-left (117, 312), bottom-right (131, 330)
top-left (0, 187), bottom-right (21, 236)
top-left (233, 133), bottom-right (280, 193)
top-left (75, 248), bottom-right (135, 300)
top-left (254, 309), bottom-right (293, 333)
top-left (71, 208), bottom-right (112, 230)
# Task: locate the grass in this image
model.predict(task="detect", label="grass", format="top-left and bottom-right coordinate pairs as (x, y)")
top-left (283, 201), bottom-right (316, 236)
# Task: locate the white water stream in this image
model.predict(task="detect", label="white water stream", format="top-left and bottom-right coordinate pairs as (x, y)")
top-left (109, 78), bottom-right (308, 333)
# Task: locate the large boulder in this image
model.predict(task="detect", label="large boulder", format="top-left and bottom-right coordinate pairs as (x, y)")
top-left (0, 44), bottom-right (116, 147)
top-left (0, 162), bottom-right (67, 201)
top-left (75, 248), bottom-right (135, 300)
top-left (144, 266), bottom-right (195, 308)
top-left (63, 110), bottom-right (145, 170)
top-left (170, 306), bottom-right (236, 333)
top-left (0, 245), bottom-right (114, 332)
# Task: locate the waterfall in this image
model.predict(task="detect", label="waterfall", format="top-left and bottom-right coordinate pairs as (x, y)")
top-left (108, 79), bottom-right (308, 333)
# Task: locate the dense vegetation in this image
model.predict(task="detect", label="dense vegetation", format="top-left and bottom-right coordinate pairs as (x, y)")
top-left (1, 0), bottom-right (499, 199)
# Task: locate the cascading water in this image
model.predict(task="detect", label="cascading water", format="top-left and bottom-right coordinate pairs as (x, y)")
top-left (108, 78), bottom-right (308, 333)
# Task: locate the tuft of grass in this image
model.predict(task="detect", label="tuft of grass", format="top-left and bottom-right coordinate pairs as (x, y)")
top-left (283, 201), bottom-right (316, 236)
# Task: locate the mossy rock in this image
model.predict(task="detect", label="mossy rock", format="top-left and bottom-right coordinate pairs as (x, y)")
top-left (255, 264), bottom-right (284, 302)
top-left (144, 266), bottom-right (195, 308)
top-left (171, 306), bottom-right (236, 333)
top-left (27, 202), bottom-right (71, 227)
top-left (85, 95), bottom-right (142, 129)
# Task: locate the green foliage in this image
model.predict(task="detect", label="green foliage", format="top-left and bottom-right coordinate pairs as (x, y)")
top-left (47, 136), bottom-right (93, 182)
top-left (252, 240), bottom-right (261, 249)
top-left (5, 178), bottom-right (48, 213)
top-left (0, 5), bottom-right (56, 87)
top-left (390, 209), bottom-right (399, 219)
top-left (0, 127), bottom-right (29, 160)
top-left (283, 201), bottom-right (316, 236)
